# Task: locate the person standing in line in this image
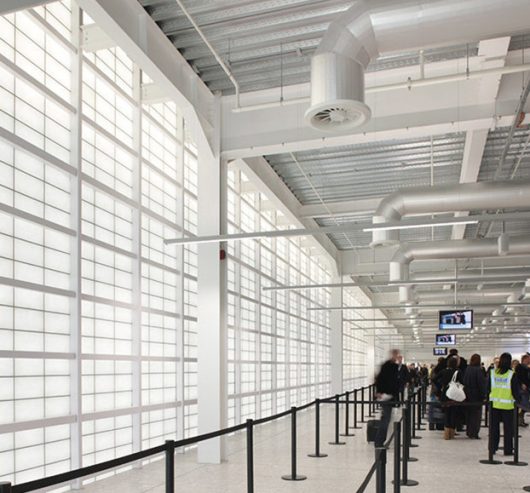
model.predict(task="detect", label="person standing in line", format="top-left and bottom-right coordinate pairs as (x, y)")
top-left (515, 353), bottom-right (530, 427)
top-left (436, 355), bottom-right (463, 440)
top-left (397, 354), bottom-right (409, 401)
top-left (463, 353), bottom-right (487, 439)
top-left (374, 349), bottom-right (401, 448)
top-left (488, 352), bottom-right (521, 456)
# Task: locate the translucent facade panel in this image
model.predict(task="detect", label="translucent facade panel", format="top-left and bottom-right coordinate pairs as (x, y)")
top-left (0, 1), bottom-right (199, 485)
top-left (226, 169), bottom-right (333, 424)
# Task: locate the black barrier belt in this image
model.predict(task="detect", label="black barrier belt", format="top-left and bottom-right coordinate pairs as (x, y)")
top-left (356, 458), bottom-right (379, 493)
top-left (9, 385), bottom-right (375, 492)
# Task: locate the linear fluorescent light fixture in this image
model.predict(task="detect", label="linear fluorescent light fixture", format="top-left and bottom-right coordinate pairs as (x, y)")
top-left (164, 211), bottom-right (530, 246)
top-left (363, 219), bottom-right (477, 232)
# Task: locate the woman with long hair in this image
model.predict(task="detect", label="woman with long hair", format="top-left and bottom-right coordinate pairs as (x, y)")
top-left (435, 356), bottom-right (462, 440)
top-left (488, 352), bottom-right (521, 455)
top-left (463, 353), bottom-right (486, 439)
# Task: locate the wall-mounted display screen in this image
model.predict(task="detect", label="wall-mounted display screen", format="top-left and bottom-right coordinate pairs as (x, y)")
top-left (436, 334), bottom-right (457, 346)
top-left (439, 310), bottom-right (473, 330)
top-left (433, 347), bottom-right (448, 356)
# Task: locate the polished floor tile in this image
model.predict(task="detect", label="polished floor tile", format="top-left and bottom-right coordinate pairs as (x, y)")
top-left (81, 404), bottom-right (530, 493)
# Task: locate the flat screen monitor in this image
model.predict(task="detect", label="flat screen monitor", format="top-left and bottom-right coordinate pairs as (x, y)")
top-left (433, 347), bottom-right (448, 356)
top-left (439, 310), bottom-right (473, 330)
top-left (435, 334), bottom-right (456, 346)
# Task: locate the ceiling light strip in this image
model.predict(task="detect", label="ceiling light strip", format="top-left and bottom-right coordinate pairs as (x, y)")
top-left (164, 211), bottom-right (530, 245)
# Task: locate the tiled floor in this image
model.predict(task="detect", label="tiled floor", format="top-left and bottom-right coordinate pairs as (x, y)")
top-left (81, 404), bottom-right (530, 493)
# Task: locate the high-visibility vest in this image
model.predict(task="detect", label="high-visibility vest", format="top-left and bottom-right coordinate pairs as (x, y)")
top-left (490, 369), bottom-right (514, 410)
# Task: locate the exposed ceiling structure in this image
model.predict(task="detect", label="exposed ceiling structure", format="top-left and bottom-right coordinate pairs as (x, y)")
top-left (137, 0), bottom-right (530, 355)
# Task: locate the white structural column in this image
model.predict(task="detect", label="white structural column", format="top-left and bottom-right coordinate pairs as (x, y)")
top-left (330, 281), bottom-right (343, 394)
top-left (197, 96), bottom-right (226, 464)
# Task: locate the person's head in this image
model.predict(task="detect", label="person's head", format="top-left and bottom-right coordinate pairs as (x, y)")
top-left (497, 353), bottom-right (512, 373)
top-left (493, 356), bottom-right (500, 368)
top-left (512, 359), bottom-right (520, 369)
top-left (481, 362), bottom-right (485, 367)
top-left (470, 354), bottom-right (481, 367)
top-left (449, 348), bottom-right (459, 357)
top-left (437, 357), bottom-right (445, 364)
top-left (521, 354), bottom-right (530, 365)
top-left (390, 349), bottom-right (400, 363)
top-left (447, 356), bottom-right (459, 370)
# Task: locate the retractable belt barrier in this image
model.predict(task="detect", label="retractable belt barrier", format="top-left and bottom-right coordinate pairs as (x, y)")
top-left (3, 383), bottom-right (525, 493)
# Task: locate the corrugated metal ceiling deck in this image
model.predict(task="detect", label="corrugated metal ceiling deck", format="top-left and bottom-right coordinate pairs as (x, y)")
top-left (266, 133), bottom-right (466, 249)
top-left (138, 0), bottom-right (496, 94)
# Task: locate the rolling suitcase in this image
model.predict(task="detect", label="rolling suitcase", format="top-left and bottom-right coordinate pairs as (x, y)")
top-left (366, 419), bottom-right (381, 442)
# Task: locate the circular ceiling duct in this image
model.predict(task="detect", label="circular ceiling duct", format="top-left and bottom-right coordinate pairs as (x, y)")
top-left (304, 53), bottom-right (370, 132)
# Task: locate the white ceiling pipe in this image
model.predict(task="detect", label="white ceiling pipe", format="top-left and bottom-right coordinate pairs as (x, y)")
top-left (305, 0), bottom-right (530, 132)
top-left (372, 179), bottom-right (530, 245)
top-left (389, 235), bottom-right (530, 283)
top-left (414, 288), bottom-right (521, 302)
top-left (412, 268), bottom-right (530, 282)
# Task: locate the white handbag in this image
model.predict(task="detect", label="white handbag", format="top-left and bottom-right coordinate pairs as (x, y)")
top-left (445, 370), bottom-right (466, 402)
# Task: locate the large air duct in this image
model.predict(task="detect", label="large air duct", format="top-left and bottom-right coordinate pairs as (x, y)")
top-left (372, 179), bottom-right (530, 246)
top-left (305, 0), bottom-right (530, 132)
top-left (390, 235), bottom-right (530, 283)
top-left (415, 288), bottom-right (522, 302)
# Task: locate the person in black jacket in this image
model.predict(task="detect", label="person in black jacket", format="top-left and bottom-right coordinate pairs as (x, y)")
top-left (435, 356), bottom-right (463, 439)
top-left (374, 349), bottom-right (401, 447)
top-left (463, 353), bottom-right (487, 439)
top-left (515, 353), bottom-right (530, 426)
top-left (397, 355), bottom-right (409, 401)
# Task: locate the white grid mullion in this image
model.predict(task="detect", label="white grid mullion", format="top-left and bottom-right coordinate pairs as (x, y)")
top-left (176, 113), bottom-right (185, 447)
top-left (69, 3), bottom-right (83, 480)
top-left (131, 63), bottom-right (142, 453)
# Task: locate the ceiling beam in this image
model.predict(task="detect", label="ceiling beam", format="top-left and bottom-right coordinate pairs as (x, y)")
top-left (221, 53), bottom-right (530, 159)
top-left (451, 37), bottom-right (510, 240)
top-left (298, 197), bottom-right (382, 219)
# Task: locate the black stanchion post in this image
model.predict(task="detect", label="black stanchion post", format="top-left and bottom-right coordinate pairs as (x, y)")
top-left (0, 483), bottom-right (12, 493)
top-left (361, 387), bottom-right (366, 423)
top-left (400, 406), bottom-right (418, 487)
top-left (479, 402), bottom-right (502, 465)
top-left (410, 392), bottom-right (420, 443)
top-left (416, 389), bottom-right (425, 432)
top-left (505, 406), bottom-right (527, 466)
top-left (351, 388), bottom-right (361, 429)
top-left (369, 385), bottom-right (375, 418)
top-left (376, 447), bottom-right (387, 493)
top-left (329, 394), bottom-right (346, 445)
top-left (246, 419), bottom-right (254, 493)
top-left (393, 421), bottom-right (401, 493)
top-left (308, 399), bottom-right (328, 458)
top-left (282, 407), bottom-right (307, 481)
top-left (340, 391), bottom-right (354, 437)
top-left (165, 440), bottom-right (175, 493)
top-left (482, 401), bottom-right (489, 428)
top-left (404, 398), bottom-right (418, 457)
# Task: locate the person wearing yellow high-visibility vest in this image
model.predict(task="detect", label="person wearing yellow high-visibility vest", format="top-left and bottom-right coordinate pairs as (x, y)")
top-left (488, 353), bottom-right (521, 456)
